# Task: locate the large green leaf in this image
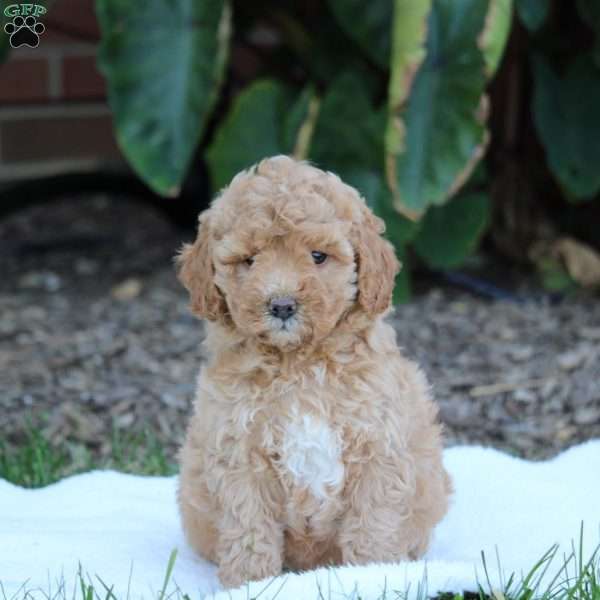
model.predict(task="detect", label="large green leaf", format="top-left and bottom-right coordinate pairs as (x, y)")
top-left (515, 0), bottom-right (548, 31)
top-left (326, 0), bottom-right (391, 67)
top-left (281, 85), bottom-right (319, 160)
top-left (206, 80), bottom-right (288, 191)
top-left (481, 0), bottom-right (513, 76)
top-left (211, 73), bottom-right (380, 196)
top-left (413, 192), bottom-right (490, 269)
top-left (532, 55), bottom-right (600, 201)
top-left (96, 0), bottom-right (230, 196)
top-left (206, 81), bottom-right (316, 190)
top-left (310, 72), bottom-right (383, 177)
top-left (388, 0), bottom-right (490, 217)
top-left (385, 0), bottom-right (431, 199)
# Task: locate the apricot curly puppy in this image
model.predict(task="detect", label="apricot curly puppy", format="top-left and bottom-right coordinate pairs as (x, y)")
top-left (177, 156), bottom-right (452, 588)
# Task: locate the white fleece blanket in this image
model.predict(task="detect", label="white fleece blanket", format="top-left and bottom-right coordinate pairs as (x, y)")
top-left (1, 441), bottom-right (599, 600)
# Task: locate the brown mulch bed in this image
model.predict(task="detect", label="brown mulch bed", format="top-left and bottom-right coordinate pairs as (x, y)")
top-left (1, 194), bottom-right (599, 465)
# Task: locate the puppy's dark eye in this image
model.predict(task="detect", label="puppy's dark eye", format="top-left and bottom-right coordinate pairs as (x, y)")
top-left (245, 256), bottom-right (255, 266)
top-left (311, 251), bottom-right (327, 265)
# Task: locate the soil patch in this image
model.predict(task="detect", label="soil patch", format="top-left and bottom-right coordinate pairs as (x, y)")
top-left (1, 195), bottom-right (598, 463)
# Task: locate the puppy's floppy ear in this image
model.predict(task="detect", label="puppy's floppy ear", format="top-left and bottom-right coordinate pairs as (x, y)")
top-left (176, 212), bottom-right (226, 321)
top-left (353, 211), bottom-right (401, 316)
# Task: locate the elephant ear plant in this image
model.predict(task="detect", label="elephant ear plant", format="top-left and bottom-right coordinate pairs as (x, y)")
top-left (95, 0), bottom-right (231, 197)
top-left (3, 0), bottom-right (597, 296)
top-left (0, 0), bottom-right (514, 300)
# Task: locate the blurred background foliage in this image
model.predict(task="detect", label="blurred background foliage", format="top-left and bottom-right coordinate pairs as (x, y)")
top-left (6, 0), bottom-right (599, 300)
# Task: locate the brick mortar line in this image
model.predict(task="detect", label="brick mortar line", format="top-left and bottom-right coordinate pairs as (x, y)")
top-left (0, 157), bottom-right (124, 180)
top-left (3, 44), bottom-right (98, 61)
top-left (0, 103), bottom-right (111, 120)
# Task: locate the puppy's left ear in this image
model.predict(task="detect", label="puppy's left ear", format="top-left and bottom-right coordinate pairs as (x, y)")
top-left (353, 211), bottom-right (401, 316)
top-left (176, 212), bottom-right (227, 321)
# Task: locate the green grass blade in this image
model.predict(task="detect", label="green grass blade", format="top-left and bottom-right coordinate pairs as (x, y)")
top-left (157, 549), bottom-right (177, 600)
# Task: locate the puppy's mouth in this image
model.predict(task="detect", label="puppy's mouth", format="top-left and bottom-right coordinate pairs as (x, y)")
top-left (266, 314), bottom-right (299, 333)
top-left (273, 317), bottom-right (296, 331)
top-left (261, 313), bottom-right (307, 348)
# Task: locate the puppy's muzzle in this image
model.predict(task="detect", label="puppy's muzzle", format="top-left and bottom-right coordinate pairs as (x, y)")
top-left (268, 296), bottom-right (297, 321)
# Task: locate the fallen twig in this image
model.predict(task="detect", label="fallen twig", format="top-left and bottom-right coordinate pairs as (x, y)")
top-left (469, 377), bottom-right (554, 398)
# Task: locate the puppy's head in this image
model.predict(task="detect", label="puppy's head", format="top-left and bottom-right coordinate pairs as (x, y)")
top-left (177, 156), bottom-right (399, 350)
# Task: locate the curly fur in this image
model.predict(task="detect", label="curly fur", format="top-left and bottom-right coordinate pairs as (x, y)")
top-left (176, 156), bottom-right (452, 588)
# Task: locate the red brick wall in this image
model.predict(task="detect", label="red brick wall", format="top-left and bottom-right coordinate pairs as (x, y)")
top-left (0, 0), bottom-right (123, 183)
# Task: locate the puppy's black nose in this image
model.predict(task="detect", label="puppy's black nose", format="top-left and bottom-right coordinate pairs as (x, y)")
top-left (269, 296), bottom-right (297, 321)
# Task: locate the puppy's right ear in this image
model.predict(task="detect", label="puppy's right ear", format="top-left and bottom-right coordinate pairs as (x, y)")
top-left (176, 213), bottom-right (226, 321)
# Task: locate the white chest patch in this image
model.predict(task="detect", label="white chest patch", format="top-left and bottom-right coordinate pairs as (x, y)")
top-left (281, 414), bottom-right (344, 499)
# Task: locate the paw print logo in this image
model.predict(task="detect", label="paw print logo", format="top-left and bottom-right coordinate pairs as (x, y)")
top-left (4, 15), bottom-right (45, 48)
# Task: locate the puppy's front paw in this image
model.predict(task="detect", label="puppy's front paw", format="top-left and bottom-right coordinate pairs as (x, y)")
top-left (218, 553), bottom-right (282, 589)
